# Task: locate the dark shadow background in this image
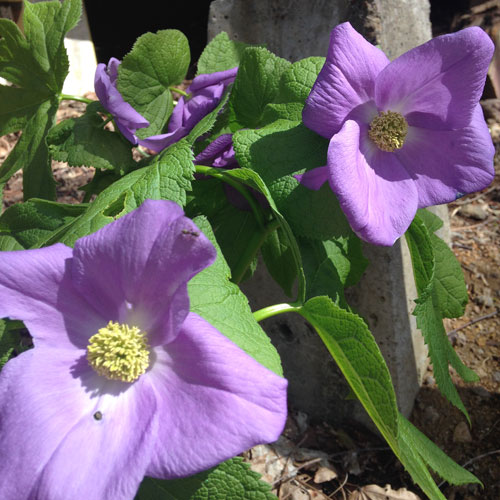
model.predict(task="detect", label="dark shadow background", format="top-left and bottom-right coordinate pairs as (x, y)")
top-left (83, 0), bottom-right (213, 77)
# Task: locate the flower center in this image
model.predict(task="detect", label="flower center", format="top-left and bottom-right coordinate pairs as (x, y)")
top-left (368, 111), bottom-right (408, 152)
top-left (86, 321), bottom-right (150, 383)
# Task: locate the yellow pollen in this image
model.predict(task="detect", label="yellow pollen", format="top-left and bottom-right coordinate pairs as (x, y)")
top-left (368, 110), bottom-right (408, 152)
top-left (86, 321), bottom-right (150, 383)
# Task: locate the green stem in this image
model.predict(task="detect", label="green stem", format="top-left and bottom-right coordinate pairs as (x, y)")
top-left (253, 303), bottom-right (300, 322)
top-left (194, 165), bottom-right (267, 228)
top-left (100, 116), bottom-right (114, 128)
top-left (169, 86), bottom-right (190, 98)
top-left (59, 93), bottom-right (94, 104)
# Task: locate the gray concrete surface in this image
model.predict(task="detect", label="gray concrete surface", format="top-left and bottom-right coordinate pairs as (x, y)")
top-left (209, 0), bottom-right (444, 426)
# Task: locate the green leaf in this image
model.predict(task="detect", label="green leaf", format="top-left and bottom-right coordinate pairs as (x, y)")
top-left (405, 215), bottom-right (476, 420)
top-left (47, 101), bottom-right (136, 171)
top-left (299, 296), bottom-right (398, 443)
top-left (234, 120), bottom-right (350, 240)
top-left (230, 47), bottom-right (291, 128)
top-left (197, 32), bottom-right (249, 75)
top-left (299, 235), bottom-right (368, 304)
top-left (261, 102), bottom-right (303, 124)
top-left (207, 203), bottom-right (260, 279)
top-left (118, 30), bottom-right (190, 138)
top-left (398, 414), bottom-right (480, 489)
top-left (215, 167), bottom-right (306, 303)
top-left (49, 141), bottom-right (194, 246)
top-left (418, 209), bottom-right (467, 319)
top-left (0, 0), bottom-right (81, 198)
top-left (1, 98), bottom-right (58, 200)
top-left (136, 457), bottom-right (277, 500)
top-left (279, 56), bottom-right (325, 103)
top-left (188, 216), bottom-right (283, 375)
top-left (0, 319), bottom-right (16, 369)
top-left (0, 198), bottom-right (87, 249)
top-left (261, 226), bottom-right (297, 298)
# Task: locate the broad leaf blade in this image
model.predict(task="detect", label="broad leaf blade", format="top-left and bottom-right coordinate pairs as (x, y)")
top-left (136, 458), bottom-right (277, 500)
top-left (118, 30), bottom-right (190, 138)
top-left (197, 32), bottom-right (248, 75)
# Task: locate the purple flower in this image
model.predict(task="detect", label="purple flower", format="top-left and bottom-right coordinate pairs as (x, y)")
top-left (94, 57), bottom-right (150, 144)
top-left (195, 133), bottom-right (238, 169)
top-left (138, 68), bottom-right (238, 152)
top-left (298, 23), bottom-right (495, 246)
top-left (0, 200), bottom-right (287, 499)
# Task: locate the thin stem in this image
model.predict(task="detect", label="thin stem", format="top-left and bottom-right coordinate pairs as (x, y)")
top-left (169, 86), bottom-right (190, 98)
top-left (59, 93), bottom-right (94, 104)
top-left (253, 303), bottom-right (300, 322)
top-left (100, 116), bottom-right (114, 128)
top-left (194, 165), bottom-right (267, 228)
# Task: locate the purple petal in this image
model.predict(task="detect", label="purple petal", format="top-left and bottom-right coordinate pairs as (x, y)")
top-left (194, 133), bottom-right (237, 168)
top-left (94, 59), bottom-right (149, 145)
top-left (397, 105), bottom-right (495, 207)
top-left (0, 348), bottom-right (157, 499)
top-left (375, 27), bottom-right (494, 130)
top-left (327, 120), bottom-right (418, 246)
top-left (72, 200), bottom-right (217, 345)
top-left (138, 69), bottom-right (237, 153)
top-left (145, 312), bottom-right (288, 479)
top-left (295, 166), bottom-right (329, 191)
top-left (0, 244), bottom-right (105, 349)
top-left (189, 67), bottom-right (238, 92)
top-left (302, 22), bottom-right (389, 138)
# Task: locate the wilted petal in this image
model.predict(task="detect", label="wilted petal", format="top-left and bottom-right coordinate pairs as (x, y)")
top-left (375, 27), bottom-right (494, 130)
top-left (397, 105), bottom-right (495, 207)
top-left (0, 244), bottom-right (104, 349)
top-left (94, 58), bottom-right (149, 144)
top-left (138, 68), bottom-right (237, 152)
top-left (303, 22), bottom-right (389, 138)
top-left (327, 120), bottom-right (418, 246)
top-left (0, 347), bottom-right (152, 500)
top-left (145, 312), bottom-right (288, 479)
top-left (72, 200), bottom-right (217, 345)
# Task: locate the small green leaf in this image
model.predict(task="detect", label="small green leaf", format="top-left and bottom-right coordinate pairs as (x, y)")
top-left (0, 320), bottom-right (16, 369)
top-left (118, 30), bottom-right (190, 138)
top-left (47, 102), bottom-right (136, 171)
top-left (405, 215), bottom-right (476, 420)
top-left (299, 235), bottom-right (368, 305)
top-left (261, 226), bottom-right (297, 298)
top-left (230, 47), bottom-right (291, 128)
top-left (197, 32), bottom-right (249, 75)
top-left (136, 457), bottom-right (277, 500)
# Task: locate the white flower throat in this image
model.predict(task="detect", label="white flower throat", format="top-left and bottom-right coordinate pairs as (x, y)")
top-left (86, 321), bottom-right (150, 383)
top-left (368, 110), bottom-right (408, 152)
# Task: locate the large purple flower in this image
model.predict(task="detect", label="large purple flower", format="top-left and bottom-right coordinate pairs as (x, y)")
top-left (94, 57), bottom-right (150, 144)
top-left (0, 200), bottom-right (287, 499)
top-left (299, 23), bottom-right (495, 246)
top-left (138, 68), bottom-right (238, 152)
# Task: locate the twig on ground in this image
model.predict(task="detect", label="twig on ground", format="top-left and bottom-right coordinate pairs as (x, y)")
top-left (447, 309), bottom-right (500, 340)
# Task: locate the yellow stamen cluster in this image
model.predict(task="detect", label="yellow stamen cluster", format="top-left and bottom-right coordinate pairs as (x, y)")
top-left (368, 110), bottom-right (408, 152)
top-left (86, 321), bottom-right (150, 383)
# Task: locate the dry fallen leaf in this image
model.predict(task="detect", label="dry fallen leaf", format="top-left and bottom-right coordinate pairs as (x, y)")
top-left (348, 484), bottom-right (421, 500)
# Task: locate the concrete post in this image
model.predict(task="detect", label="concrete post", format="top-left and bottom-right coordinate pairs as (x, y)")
top-left (208, 0), bottom-right (447, 425)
